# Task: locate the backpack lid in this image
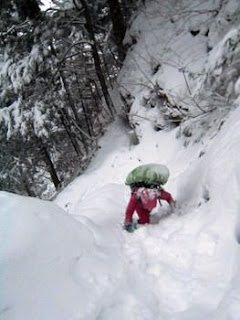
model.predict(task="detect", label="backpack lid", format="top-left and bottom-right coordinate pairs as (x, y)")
top-left (125, 163), bottom-right (169, 186)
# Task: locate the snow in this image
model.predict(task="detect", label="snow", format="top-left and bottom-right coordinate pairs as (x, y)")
top-left (40, 0), bottom-right (52, 10)
top-left (1, 104), bottom-right (240, 319)
top-left (1, 0), bottom-right (240, 319)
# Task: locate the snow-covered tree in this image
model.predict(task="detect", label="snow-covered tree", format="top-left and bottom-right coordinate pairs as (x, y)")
top-left (0, 0), bottom-right (129, 198)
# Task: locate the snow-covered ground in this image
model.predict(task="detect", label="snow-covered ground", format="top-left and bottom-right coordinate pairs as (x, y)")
top-left (1, 0), bottom-right (240, 319)
top-left (1, 105), bottom-right (240, 319)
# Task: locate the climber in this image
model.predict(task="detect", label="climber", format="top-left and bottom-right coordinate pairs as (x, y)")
top-left (123, 184), bottom-right (175, 232)
top-left (123, 163), bottom-right (175, 232)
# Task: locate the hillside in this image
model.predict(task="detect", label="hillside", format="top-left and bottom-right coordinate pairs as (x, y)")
top-left (1, 0), bottom-right (240, 319)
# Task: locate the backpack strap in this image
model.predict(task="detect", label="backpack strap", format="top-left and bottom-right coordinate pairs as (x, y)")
top-left (157, 185), bottom-right (162, 206)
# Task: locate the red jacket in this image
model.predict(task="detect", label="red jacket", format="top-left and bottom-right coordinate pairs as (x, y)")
top-left (124, 189), bottom-right (174, 224)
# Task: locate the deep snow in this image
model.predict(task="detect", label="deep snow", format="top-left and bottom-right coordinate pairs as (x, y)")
top-left (1, 106), bottom-right (240, 319)
top-left (1, 0), bottom-right (240, 319)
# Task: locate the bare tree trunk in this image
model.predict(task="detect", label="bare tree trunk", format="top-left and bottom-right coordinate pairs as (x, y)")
top-left (50, 42), bottom-right (83, 127)
top-left (19, 165), bottom-right (36, 197)
top-left (59, 68), bottom-right (82, 126)
top-left (73, 0), bottom-right (116, 118)
top-left (58, 108), bottom-right (83, 156)
top-left (80, 97), bottom-right (93, 137)
top-left (107, 0), bottom-right (126, 63)
top-left (99, 45), bottom-right (114, 89)
top-left (74, 71), bottom-right (93, 137)
top-left (89, 81), bottom-right (101, 113)
top-left (22, 176), bottom-right (35, 197)
top-left (37, 137), bottom-right (61, 190)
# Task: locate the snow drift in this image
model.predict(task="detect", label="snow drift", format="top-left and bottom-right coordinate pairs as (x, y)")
top-left (1, 0), bottom-right (240, 319)
top-left (1, 101), bottom-right (240, 319)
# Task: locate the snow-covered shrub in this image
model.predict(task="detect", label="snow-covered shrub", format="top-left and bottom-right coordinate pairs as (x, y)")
top-left (202, 26), bottom-right (240, 102)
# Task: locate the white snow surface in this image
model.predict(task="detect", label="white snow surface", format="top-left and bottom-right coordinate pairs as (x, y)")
top-left (1, 106), bottom-right (240, 319)
top-left (1, 0), bottom-right (240, 319)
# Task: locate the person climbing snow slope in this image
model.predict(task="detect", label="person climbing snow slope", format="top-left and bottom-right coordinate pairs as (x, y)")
top-left (123, 163), bottom-right (175, 232)
top-left (123, 184), bottom-right (175, 232)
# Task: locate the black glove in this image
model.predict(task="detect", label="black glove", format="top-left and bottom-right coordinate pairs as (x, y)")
top-left (170, 200), bottom-right (176, 212)
top-left (123, 222), bottom-right (134, 233)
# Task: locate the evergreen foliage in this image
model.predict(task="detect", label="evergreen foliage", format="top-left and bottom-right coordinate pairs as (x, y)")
top-left (0, 0), bottom-right (129, 198)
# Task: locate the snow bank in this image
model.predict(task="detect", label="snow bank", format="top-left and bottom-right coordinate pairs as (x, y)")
top-left (2, 103), bottom-right (240, 319)
top-left (54, 102), bottom-right (240, 319)
top-left (0, 191), bottom-right (125, 320)
top-left (2, 0), bottom-right (240, 319)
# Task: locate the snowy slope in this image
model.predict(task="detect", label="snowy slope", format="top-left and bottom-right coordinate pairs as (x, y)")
top-left (118, 0), bottom-right (240, 140)
top-left (1, 102), bottom-right (240, 319)
top-left (56, 103), bottom-right (240, 319)
top-left (1, 0), bottom-right (240, 319)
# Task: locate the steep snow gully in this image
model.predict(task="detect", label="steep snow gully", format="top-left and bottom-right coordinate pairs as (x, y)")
top-left (55, 104), bottom-right (240, 319)
top-left (1, 104), bottom-right (240, 319)
top-left (2, 0), bottom-right (240, 318)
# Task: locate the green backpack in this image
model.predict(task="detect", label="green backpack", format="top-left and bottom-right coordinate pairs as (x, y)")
top-left (125, 163), bottom-right (169, 187)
